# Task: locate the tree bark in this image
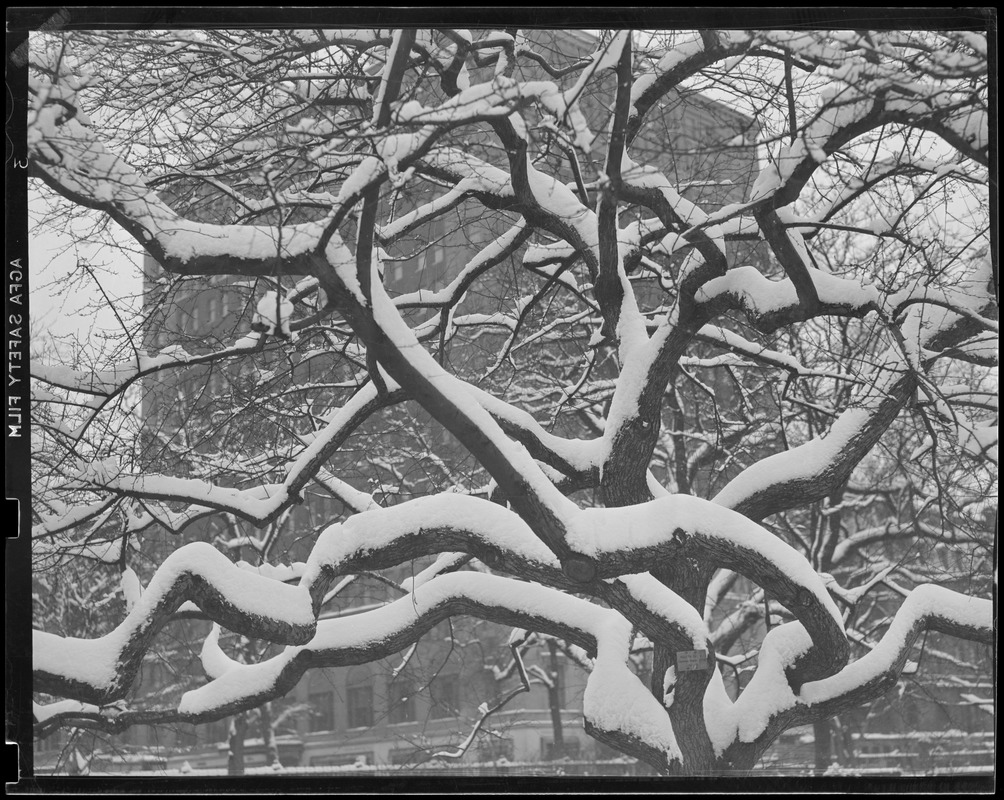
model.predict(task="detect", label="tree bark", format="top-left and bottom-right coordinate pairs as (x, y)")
top-left (813, 718), bottom-right (832, 772)
top-left (227, 712), bottom-right (248, 776)
top-left (260, 702), bottom-right (279, 767)
top-left (546, 638), bottom-right (565, 760)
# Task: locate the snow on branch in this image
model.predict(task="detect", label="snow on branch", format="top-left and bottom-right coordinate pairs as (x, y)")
top-left (59, 470), bottom-right (293, 524)
top-left (703, 585), bottom-right (992, 760)
top-left (713, 250), bottom-right (996, 521)
top-left (27, 26), bottom-right (992, 773)
top-left (394, 221), bottom-right (531, 309)
top-left (694, 265), bottom-right (881, 328)
top-left (34, 542), bottom-right (315, 704)
top-left (33, 496), bottom-right (120, 541)
top-left (606, 573), bottom-right (710, 652)
top-left (176, 570), bottom-right (682, 767)
top-left (799, 584), bottom-right (992, 711)
top-left (29, 108), bottom-right (345, 276)
top-left (463, 383), bottom-right (601, 475)
top-left (300, 494), bottom-right (562, 601)
top-left (363, 269), bottom-right (583, 562)
top-left (627, 31), bottom-right (754, 144)
top-left (746, 38), bottom-right (989, 209)
top-left (713, 395), bottom-right (905, 523)
top-left (48, 378), bottom-right (403, 529)
top-left (32, 336), bottom-right (265, 398)
top-left (567, 495), bottom-right (846, 686)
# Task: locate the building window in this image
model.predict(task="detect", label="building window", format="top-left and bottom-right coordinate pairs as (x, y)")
top-left (176, 723), bottom-right (199, 748)
top-left (476, 736), bottom-right (513, 762)
top-left (430, 246), bottom-right (444, 266)
top-left (346, 685), bottom-right (373, 729)
top-left (308, 691), bottom-right (334, 732)
top-left (389, 747), bottom-right (425, 766)
top-left (310, 752), bottom-right (371, 767)
top-left (430, 674), bottom-right (459, 719)
top-left (541, 737), bottom-right (581, 760)
top-left (209, 719), bottom-right (229, 743)
top-left (388, 679), bottom-right (415, 724)
top-left (37, 729), bottom-right (64, 752)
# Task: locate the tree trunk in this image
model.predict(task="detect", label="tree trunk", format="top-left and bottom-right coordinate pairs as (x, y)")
top-left (259, 702), bottom-right (279, 767)
top-left (650, 563), bottom-right (717, 773)
top-left (813, 718), bottom-right (831, 772)
top-left (227, 712), bottom-right (248, 776)
top-left (546, 639), bottom-right (565, 760)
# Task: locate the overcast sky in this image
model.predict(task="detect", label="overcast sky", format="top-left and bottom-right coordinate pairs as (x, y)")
top-left (29, 187), bottom-right (143, 359)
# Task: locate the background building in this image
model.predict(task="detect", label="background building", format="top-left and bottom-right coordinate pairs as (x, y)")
top-left (32, 29), bottom-right (767, 775)
top-left (36, 29), bottom-right (989, 778)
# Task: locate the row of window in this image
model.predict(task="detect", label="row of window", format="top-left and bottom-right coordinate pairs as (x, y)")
top-left (387, 245), bottom-right (446, 285)
top-left (162, 243), bottom-right (445, 339)
top-left (304, 738), bottom-right (587, 768)
top-left (308, 675), bottom-right (460, 732)
top-left (191, 293), bottom-right (235, 331)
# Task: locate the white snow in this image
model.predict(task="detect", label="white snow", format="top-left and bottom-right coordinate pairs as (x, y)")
top-left (800, 586), bottom-right (993, 706)
top-left (749, 164), bottom-right (781, 202)
top-left (33, 699), bottom-right (102, 723)
top-left (733, 623), bottom-right (811, 740)
top-left (253, 292), bottom-right (295, 338)
top-left (335, 156), bottom-right (386, 205)
top-left (34, 542), bottom-right (314, 692)
top-left (179, 570), bottom-right (680, 762)
top-left (713, 406), bottom-right (871, 510)
top-left (399, 552), bottom-right (470, 593)
top-left (702, 667), bottom-right (738, 753)
top-left (525, 164), bottom-right (595, 244)
top-left (567, 496), bottom-right (843, 628)
top-left (120, 567), bottom-right (143, 612)
top-left (302, 494), bottom-right (559, 589)
top-left (463, 384), bottom-right (600, 473)
top-left (617, 573), bottom-right (709, 648)
top-left (694, 265), bottom-right (881, 317)
top-left (662, 665), bottom-right (677, 707)
top-left (200, 624), bottom-right (240, 679)
top-left (365, 268), bottom-right (579, 525)
top-left (630, 33), bottom-right (706, 112)
top-left (702, 585), bottom-right (992, 750)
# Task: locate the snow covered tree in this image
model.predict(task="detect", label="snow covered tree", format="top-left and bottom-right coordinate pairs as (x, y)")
top-left (27, 27), bottom-right (994, 775)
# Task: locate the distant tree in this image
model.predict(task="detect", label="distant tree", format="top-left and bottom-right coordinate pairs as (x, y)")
top-left (28, 27), bottom-right (994, 775)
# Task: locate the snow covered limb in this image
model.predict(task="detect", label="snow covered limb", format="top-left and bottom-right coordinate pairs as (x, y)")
top-left (28, 26), bottom-right (993, 774)
top-left (713, 584), bottom-right (993, 768)
top-left (799, 585), bottom-right (993, 711)
top-left (32, 337), bottom-right (265, 398)
top-left (177, 572), bottom-right (684, 769)
top-left (714, 252), bottom-right (996, 521)
top-left (34, 542), bottom-right (315, 705)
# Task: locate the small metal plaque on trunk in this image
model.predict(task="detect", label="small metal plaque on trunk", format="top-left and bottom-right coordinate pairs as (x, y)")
top-left (676, 650), bottom-right (708, 672)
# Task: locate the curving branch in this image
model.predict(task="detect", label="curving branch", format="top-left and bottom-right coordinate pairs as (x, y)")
top-left (27, 27), bottom-right (992, 775)
top-left (718, 584), bottom-right (993, 768)
top-left (34, 543), bottom-right (316, 705)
